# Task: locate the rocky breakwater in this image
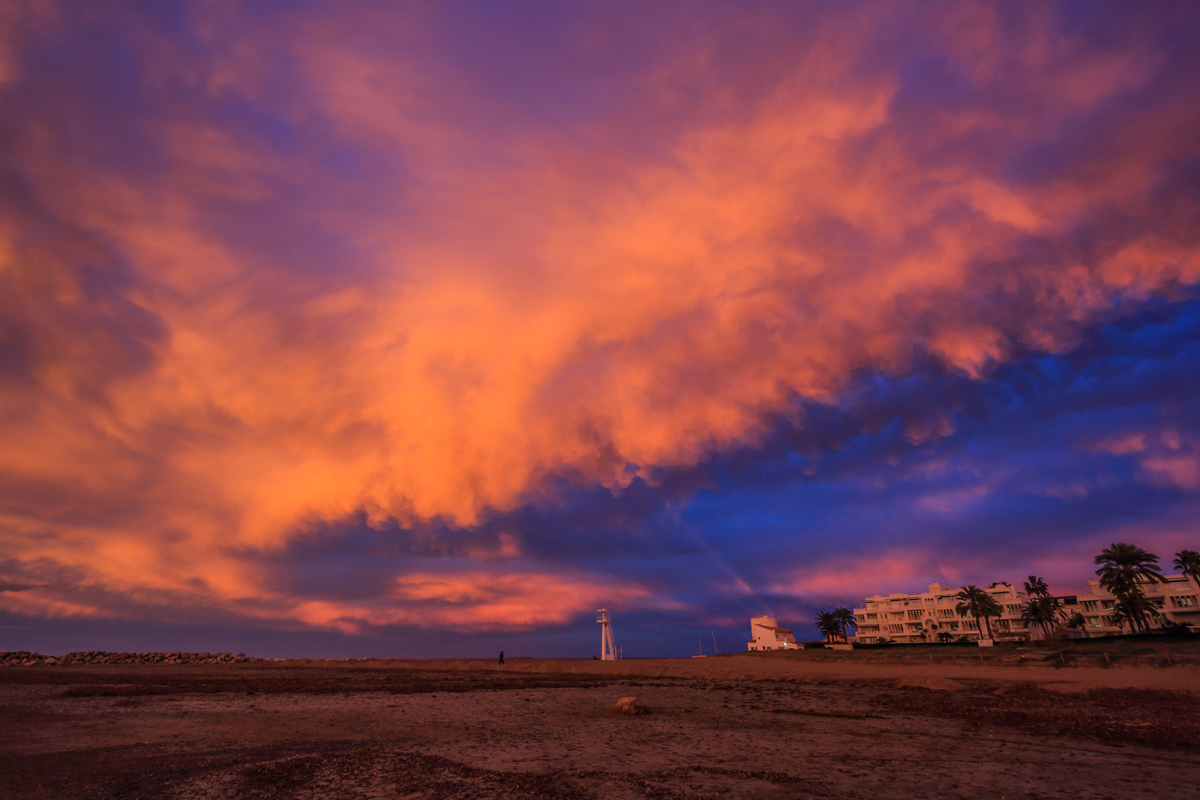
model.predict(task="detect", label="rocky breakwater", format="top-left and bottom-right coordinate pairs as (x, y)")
top-left (0, 650), bottom-right (258, 666)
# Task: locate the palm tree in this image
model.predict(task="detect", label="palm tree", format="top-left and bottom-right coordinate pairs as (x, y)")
top-left (1094, 543), bottom-right (1164, 634)
top-left (1020, 594), bottom-right (1064, 638)
top-left (1065, 611), bottom-right (1086, 630)
top-left (1023, 575), bottom-right (1050, 598)
top-left (956, 585), bottom-right (1003, 640)
top-left (1094, 543), bottom-right (1164, 595)
top-left (1174, 550), bottom-right (1200, 590)
top-left (1111, 591), bottom-right (1160, 634)
top-left (832, 607), bottom-right (857, 643)
top-left (814, 611), bottom-right (840, 643)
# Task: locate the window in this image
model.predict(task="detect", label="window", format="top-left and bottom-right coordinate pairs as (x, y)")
top-left (938, 608), bottom-right (954, 618)
top-left (1150, 598), bottom-right (1165, 609)
top-left (1101, 600), bottom-right (1115, 610)
top-left (1173, 596), bottom-right (1198, 608)
top-left (887, 624), bottom-right (903, 633)
top-left (949, 622), bottom-right (959, 631)
top-left (1082, 601), bottom-right (1099, 611)
top-left (1087, 616), bottom-right (1102, 627)
top-left (866, 613), bottom-right (878, 621)
top-left (907, 610), bottom-right (923, 620)
top-left (1005, 605), bottom-right (1021, 616)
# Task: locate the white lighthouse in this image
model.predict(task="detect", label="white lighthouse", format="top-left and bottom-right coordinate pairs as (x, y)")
top-left (597, 608), bottom-right (618, 660)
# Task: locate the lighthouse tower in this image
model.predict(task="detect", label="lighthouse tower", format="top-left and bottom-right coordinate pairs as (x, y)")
top-left (597, 609), bottom-right (617, 661)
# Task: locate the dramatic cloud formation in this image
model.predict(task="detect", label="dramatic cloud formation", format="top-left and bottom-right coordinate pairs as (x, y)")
top-left (1, 1), bottom-right (1198, 654)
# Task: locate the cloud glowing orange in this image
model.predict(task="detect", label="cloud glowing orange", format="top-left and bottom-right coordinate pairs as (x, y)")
top-left (1, 2), bottom-right (1199, 635)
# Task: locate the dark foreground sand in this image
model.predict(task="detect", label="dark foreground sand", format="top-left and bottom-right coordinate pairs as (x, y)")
top-left (3, 652), bottom-right (1199, 799)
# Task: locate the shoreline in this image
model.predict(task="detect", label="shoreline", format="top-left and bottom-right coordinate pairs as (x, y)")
top-left (8, 641), bottom-right (1200, 693)
top-left (243, 652), bottom-right (1200, 693)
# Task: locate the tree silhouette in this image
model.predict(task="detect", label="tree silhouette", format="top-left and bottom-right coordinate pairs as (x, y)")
top-left (832, 607), bottom-right (857, 643)
top-left (814, 611), bottom-right (840, 642)
top-left (1094, 543), bottom-right (1164, 595)
top-left (1023, 575), bottom-right (1050, 598)
top-left (1094, 543), bottom-right (1164, 633)
top-left (1111, 591), bottom-right (1160, 634)
top-left (955, 585), bottom-right (1002, 640)
top-left (1020, 594), bottom-right (1064, 638)
top-left (1019, 575), bottom-right (1062, 638)
top-left (1174, 550), bottom-right (1200, 591)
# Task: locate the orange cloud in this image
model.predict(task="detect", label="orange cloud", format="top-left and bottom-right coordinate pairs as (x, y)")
top-left (0, 564), bottom-right (649, 636)
top-left (1, 2), bottom-right (1199, 631)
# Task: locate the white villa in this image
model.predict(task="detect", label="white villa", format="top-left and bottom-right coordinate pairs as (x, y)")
top-left (853, 575), bottom-right (1200, 643)
top-left (747, 615), bottom-right (804, 650)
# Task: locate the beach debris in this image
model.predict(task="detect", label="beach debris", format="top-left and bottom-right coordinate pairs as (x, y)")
top-left (897, 676), bottom-right (964, 692)
top-left (614, 696), bottom-right (649, 715)
top-left (769, 709), bottom-right (870, 719)
top-left (0, 651), bottom-right (255, 666)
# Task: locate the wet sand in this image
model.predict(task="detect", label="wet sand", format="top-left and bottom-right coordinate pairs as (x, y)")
top-left (3, 652), bottom-right (1199, 799)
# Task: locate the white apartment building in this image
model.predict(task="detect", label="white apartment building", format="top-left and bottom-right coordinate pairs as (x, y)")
top-left (853, 582), bottom-right (1029, 644)
top-left (853, 575), bottom-right (1200, 643)
top-left (747, 616), bottom-right (804, 650)
top-left (1073, 574), bottom-right (1200, 635)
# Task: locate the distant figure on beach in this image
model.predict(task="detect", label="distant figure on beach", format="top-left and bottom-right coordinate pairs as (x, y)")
top-left (498, 650), bottom-right (504, 666)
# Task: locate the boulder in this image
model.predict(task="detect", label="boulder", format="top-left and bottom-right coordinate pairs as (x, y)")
top-left (614, 696), bottom-right (649, 715)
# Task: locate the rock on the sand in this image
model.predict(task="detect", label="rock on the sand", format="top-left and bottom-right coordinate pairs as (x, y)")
top-left (614, 696), bottom-right (649, 715)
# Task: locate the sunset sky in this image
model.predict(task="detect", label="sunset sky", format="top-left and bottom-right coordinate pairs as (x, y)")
top-left (2, 1), bottom-right (1199, 658)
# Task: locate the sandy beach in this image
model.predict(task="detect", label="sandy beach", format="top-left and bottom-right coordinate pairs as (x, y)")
top-left (3, 645), bottom-right (1199, 799)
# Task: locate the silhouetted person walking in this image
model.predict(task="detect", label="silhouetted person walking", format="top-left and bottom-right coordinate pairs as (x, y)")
top-left (498, 650), bottom-right (504, 666)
